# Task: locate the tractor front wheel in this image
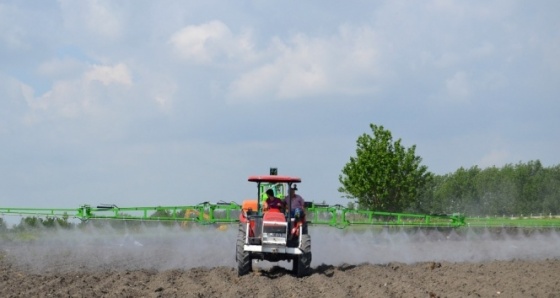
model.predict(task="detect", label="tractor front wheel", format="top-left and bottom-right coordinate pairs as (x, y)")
top-left (236, 223), bottom-right (252, 276)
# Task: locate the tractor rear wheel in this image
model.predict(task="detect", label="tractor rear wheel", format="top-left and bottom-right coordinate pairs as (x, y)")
top-left (294, 234), bottom-right (311, 277)
top-left (236, 223), bottom-right (252, 276)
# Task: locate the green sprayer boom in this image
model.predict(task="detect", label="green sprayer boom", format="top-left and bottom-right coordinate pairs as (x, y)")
top-left (308, 204), bottom-right (466, 228)
top-left (2, 201), bottom-right (560, 228)
top-left (3, 201), bottom-right (463, 228)
top-left (0, 202), bottom-right (241, 224)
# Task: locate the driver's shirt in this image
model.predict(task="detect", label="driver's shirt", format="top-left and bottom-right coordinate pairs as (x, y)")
top-left (287, 194), bottom-right (305, 210)
top-left (266, 197), bottom-right (283, 210)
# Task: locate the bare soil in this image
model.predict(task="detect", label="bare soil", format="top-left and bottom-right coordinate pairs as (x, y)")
top-left (1, 255), bottom-right (560, 298)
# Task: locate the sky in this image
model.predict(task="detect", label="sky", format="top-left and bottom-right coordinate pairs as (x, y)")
top-left (1, 0), bottom-right (559, 210)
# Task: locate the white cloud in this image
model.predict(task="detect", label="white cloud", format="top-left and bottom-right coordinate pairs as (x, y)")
top-left (84, 63), bottom-right (132, 86)
top-left (26, 63), bottom-right (132, 120)
top-left (227, 24), bottom-right (383, 102)
top-left (169, 20), bottom-right (256, 64)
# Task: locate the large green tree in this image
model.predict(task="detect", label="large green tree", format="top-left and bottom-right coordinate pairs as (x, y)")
top-left (338, 124), bottom-right (431, 212)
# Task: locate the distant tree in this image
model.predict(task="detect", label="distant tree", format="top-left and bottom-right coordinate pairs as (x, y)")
top-left (16, 217), bottom-right (41, 230)
top-left (150, 209), bottom-right (176, 226)
top-left (12, 216), bottom-right (73, 230)
top-left (41, 216), bottom-right (73, 229)
top-left (338, 124), bottom-right (431, 212)
top-left (151, 209), bottom-right (172, 218)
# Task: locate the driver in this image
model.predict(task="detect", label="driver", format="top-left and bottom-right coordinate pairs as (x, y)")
top-left (264, 189), bottom-right (283, 212)
top-left (286, 185), bottom-right (305, 218)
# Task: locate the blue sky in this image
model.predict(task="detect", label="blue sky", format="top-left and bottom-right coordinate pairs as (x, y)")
top-left (1, 0), bottom-right (559, 209)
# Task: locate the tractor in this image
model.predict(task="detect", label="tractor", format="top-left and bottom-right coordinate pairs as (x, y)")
top-left (236, 174), bottom-right (312, 277)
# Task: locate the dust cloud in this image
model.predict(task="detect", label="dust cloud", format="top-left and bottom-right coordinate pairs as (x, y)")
top-left (2, 222), bottom-right (559, 273)
top-left (312, 226), bottom-right (560, 265)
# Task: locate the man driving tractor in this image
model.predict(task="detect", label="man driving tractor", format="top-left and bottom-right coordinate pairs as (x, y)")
top-left (286, 184), bottom-right (305, 218)
top-left (264, 189), bottom-right (284, 212)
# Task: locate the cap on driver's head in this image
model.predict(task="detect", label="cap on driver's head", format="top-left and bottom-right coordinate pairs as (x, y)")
top-left (292, 184), bottom-right (298, 190)
top-left (266, 189), bottom-right (274, 196)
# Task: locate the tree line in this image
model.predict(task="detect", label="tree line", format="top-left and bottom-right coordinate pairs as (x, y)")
top-left (414, 160), bottom-right (560, 216)
top-left (339, 124), bottom-right (560, 217)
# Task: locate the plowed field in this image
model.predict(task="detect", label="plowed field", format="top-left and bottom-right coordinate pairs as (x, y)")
top-left (1, 225), bottom-right (559, 297)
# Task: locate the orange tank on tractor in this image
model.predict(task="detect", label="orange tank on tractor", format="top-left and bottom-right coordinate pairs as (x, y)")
top-left (236, 173), bottom-right (311, 277)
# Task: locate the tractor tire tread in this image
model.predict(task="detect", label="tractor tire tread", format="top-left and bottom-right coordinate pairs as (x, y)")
top-left (236, 223), bottom-right (252, 276)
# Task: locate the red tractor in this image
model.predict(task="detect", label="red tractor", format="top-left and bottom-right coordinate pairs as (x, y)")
top-left (236, 174), bottom-right (311, 277)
